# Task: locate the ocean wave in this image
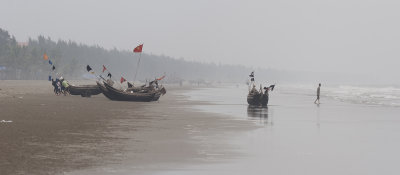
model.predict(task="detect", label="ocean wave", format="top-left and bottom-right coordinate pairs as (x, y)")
top-left (324, 85), bottom-right (400, 107)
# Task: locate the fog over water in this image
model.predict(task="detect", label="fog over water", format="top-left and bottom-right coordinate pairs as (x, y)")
top-left (1, 0), bottom-right (400, 84)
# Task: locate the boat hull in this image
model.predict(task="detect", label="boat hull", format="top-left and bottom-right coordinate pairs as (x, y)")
top-left (247, 92), bottom-right (268, 106)
top-left (102, 82), bottom-right (155, 102)
top-left (97, 81), bottom-right (119, 100)
top-left (69, 85), bottom-right (101, 97)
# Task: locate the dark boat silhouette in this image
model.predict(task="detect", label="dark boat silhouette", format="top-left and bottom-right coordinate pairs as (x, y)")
top-left (69, 84), bottom-right (101, 97)
top-left (247, 86), bottom-right (269, 106)
top-left (100, 81), bottom-right (156, 102)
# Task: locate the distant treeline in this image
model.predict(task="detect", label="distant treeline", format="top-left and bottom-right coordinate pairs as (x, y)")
top-left (2, 28), bottom-right (366, 85)
top-left (0, 28), bottom-right (267, 83)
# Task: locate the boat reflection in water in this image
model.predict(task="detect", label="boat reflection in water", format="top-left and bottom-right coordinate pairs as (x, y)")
top-left (247, 105), bottom-right (270, 125)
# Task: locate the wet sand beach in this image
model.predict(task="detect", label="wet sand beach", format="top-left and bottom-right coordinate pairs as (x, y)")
top-left (0, 80), bottom-right (254, 174)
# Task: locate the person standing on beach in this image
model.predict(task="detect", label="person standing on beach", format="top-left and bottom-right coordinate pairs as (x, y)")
top-left (314, 83), bottom-right (321, 104)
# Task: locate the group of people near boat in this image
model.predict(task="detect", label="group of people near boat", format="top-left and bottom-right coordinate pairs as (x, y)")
top-left (51, 77), bottom-right (70, 96)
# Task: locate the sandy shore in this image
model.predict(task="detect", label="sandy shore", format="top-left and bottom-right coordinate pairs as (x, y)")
top-left (0, 80), bottom-right (255, 175)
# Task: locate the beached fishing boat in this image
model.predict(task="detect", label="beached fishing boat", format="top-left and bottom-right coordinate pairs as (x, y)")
top-left (127, 86), bottom-right (166, 101)
top-left (96, 81), bottom-right (120, 100)
top-left (102, 81), bottom-right (156, 102)
top-left (69, 84), bottom-right (101, 97)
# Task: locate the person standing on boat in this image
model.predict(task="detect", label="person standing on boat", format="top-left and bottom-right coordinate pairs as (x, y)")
top-left (314, 83), bottom-right (321, 104)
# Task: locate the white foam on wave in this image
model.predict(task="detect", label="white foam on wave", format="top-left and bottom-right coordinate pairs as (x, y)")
top-left (324, 85), bottom-right (400, 107)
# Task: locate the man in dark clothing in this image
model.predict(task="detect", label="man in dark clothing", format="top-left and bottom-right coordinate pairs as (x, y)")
top-left (314, 83), bottom-right (321, 104)
top-left (51, 79), bottom-right (58, 95)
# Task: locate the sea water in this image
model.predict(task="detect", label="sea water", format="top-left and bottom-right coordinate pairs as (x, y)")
top-left (173, 84), bottom-right (400, 175)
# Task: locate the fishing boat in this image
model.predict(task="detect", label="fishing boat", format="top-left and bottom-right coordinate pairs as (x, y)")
top-left (125, 80), bottom-right (167, 101)
top-left (69, 84), bottom-right (101, 97)
top-left (246, 71), bottom-right (274, 106)
top-left (102, 81), bottom-right (156, 102)
top-left (96, 81), bottom-right (120, 100)
top-left (94, 44), bottom-right (166, 102)
top-left (247, 86), bottom-right (269, 106)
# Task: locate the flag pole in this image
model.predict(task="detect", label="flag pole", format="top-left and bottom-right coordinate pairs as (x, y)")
top-left (133, 43), bottom-right (143, 82)
top-left (133, 52), bottom-right (142, 82)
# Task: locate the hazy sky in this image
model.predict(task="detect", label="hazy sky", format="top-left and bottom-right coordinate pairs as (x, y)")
top-left (1, 0), bottom-right (400, 78)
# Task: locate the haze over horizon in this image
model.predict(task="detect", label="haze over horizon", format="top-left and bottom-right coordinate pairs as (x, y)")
top-left (1, 0), bottom-right (400, 83)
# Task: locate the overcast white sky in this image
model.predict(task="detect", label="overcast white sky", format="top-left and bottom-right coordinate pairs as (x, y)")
top-left (1, 0), bottom-right (400, 78)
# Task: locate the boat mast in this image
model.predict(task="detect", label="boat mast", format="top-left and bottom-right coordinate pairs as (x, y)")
top-left (133, 51), bottom-right (142, 82)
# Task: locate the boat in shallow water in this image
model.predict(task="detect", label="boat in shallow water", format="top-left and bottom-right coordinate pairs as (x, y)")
top-left (246, 71), bottom-right (273, 106)
top-left (247, 87), bottom-right (269, 106)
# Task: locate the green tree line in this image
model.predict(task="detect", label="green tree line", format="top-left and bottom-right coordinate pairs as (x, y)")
top-left (1, 28), bottom-right (288, 84)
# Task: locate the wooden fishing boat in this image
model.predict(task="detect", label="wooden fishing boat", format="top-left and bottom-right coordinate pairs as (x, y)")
top-left (103, 81), bottom-right (155, 102)
top-left (247, 88), bottom-right (268, 106)
top-left (126, 84), bottom-right (166, 101)
top-left (96, 81), bottom-right (120, 100)
top-left (246, 71), bottom-right (274, 106)
top-left (69, 84), bottom-right (101, 97)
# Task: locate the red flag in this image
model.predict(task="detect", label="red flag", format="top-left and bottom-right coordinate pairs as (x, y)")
top-left (102, 65), bottom-right (107, 73)
top-left (156, 75), bottom-right (166, 81)
top-left (43, 53), bottom-right (49, 60)
top-left (120, 77), bottom-right (126, 83)
top-left (133, 44), bottom-right (143, 53)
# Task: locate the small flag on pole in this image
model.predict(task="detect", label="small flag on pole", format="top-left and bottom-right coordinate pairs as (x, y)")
top-left (52, 65), bottom-right (55, 71)
top-left (156, 75), bottom-right (166, 81)
top-left (49, 60), bottom-right (53, 65)
top-left (120, 77), bottom-right (127, 83)
top-left (107, 72), bottom-right (112, 78)
top-left (133, 44), bottom-right (143, 53)
top-left (102, 65), bottom-right (107, 73)
top-left (43, 53), bottom-right (49, 60)
top-left (86, 65), bottom-right (92, 72)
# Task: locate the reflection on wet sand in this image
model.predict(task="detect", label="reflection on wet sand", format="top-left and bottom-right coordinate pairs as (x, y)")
top-left (247, 105), bottom-right (270, 124)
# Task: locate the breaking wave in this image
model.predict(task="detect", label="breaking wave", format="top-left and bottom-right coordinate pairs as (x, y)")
top-left (324, 86), bottom-right (400, 107)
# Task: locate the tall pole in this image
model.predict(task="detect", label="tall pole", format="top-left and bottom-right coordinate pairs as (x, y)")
top-left (133, 52), bottom-right (142, 82)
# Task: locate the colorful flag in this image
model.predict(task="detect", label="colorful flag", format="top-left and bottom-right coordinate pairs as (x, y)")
top-left (120, 77), bottom-right (127, 83)
top-left (86, 65), bottom-right (92, 72)
top-left (43, 53), bottom-right (49, 60)
top-left (102, 65), bottom-right (107, 73)
top-left (49, 60), bottom-right (53, 65)
top-left (52, 65), bottom-right (55, 71)
top-left (133, 44), bottom-right (143, 53)
top-left (48, 75), bottom-right (52, 81)
top-left (107, 72), bottom-right (112, 78)
top-left (156, 75), bottom-right (166, 81)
